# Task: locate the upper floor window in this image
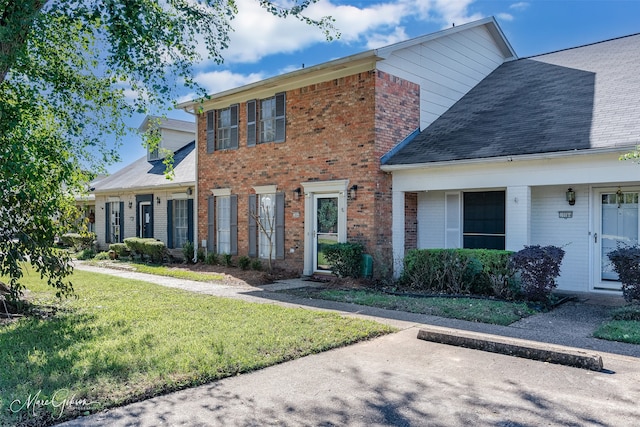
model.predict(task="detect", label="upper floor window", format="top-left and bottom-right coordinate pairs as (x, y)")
top-left (206, 105), bottom-right (238, 152)
top-left (247, 92), bottom-right (285, 146)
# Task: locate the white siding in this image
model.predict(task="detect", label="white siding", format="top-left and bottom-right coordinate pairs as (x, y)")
top-left (505, 186), bottom-right (531, 251)
top-left (531, 185), bottom-right (590, 292)
top-left (377, 25), bottom-right (507, 130)
top-left (160, 128), bottom-right (196, 154)
top-left (417, 191), bottom-right (446, 248)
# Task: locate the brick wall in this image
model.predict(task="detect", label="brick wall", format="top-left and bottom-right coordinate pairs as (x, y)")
top-left (197, 70), bottom-right (420, 272)
top-left (404, 192), bottom-right (418, 251)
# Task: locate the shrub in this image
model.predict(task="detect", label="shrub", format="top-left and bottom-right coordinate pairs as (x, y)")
top-left (123, 238), bottom-right (167, 263)
top-left (94, 251), bottom-right (111, 261)
top-left (61, 232), bottom-right (96, 251)
top-left (608, 245), bottom-right (640, 302)
top-left (205, 252), bottom-right (218, 265)
top-left (324, 242), bottom-right (364, 278)
top-left (401, 248), bottom-right (517, 297)
top-left (76, 248), bottom-right (96, 260)
top-left (182, 241), bottom-right (195, 264)
top-left (145, 240), bottom-right (167, 264)
top-left (109, 243), bottom-right (129, 259)
top-left (251, 259), bottom-right (263, 271)
top-left (238, 256), bottom-right (250, 270)
top-left (510, 245), bottom-right (565, 302)
top-left (197, 248), bottom-right (206, 263)
top-left (222, 253), bottom-right (233, 267)
top-left (401, 249), bottom-right (482, 294)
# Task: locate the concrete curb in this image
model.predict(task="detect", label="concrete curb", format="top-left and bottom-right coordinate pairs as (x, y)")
top-left (417, 325), bottom-right (604, 371)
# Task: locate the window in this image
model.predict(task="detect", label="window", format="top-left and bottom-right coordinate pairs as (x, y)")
top-left (206, 105), bottom-right (238, 152)
top-left (248, 192), bottom-right (284, 259)
top-left (173, 199), bottom-right (189, 249)
top-left (258, 194), bottom-right (276, 259)
top-left (217, 196), bottom-right (231, 254)
top-left (247, 93), bottom-right (285, 146)
top-left (463, 191), bottom-right (505, 250)
top-left (106, 201), bottom-right (122, 243)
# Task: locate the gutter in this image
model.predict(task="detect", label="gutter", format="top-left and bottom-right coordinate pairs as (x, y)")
top-left (380, 145), bottom-right (640, 172)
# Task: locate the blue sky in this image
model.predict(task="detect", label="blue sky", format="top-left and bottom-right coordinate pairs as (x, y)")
top-left (108, 0), bottom-right (640, 172)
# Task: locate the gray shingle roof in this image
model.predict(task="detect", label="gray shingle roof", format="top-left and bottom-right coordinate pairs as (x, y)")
top-left (383, 33), bottom-right (640, 165)
top-left (93, 141), bottom-right (195, 192)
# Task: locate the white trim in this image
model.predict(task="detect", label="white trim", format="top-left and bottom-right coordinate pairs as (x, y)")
top-left (301, 180), bottom-right (349, 193)
top-left (380, 146), bottom-right (639, 172)
top-left (107, 196), bottom-right (120, 202)
top-left (210, 188), bottom-right (231, 197)
top-left (171, 192), bottom-right (188, 200)
top-left (253, 185), bottom-right (277, 195)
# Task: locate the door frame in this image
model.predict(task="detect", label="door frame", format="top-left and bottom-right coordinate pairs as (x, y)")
top-left (301, 180), bottom-right (349, 276)
top-left (592, 185), bottom-right (640, 291)
top-left (313, 193), bottom-right (340, 272)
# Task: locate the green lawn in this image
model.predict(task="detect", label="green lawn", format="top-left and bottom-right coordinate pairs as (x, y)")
top-left (88, 260), bottom-right (226, 282)
top-left (593, 305), bottom-right (640, 344)
top-left (284, 288), bottom-right (537, 325)
top-left (0, 269), bottom-right (393, 426)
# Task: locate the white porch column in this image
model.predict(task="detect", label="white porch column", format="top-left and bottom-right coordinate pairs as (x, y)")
top-left (506, 186), bottom-right (531, 251)
top-left (392, 189), bottom-right (405, 278)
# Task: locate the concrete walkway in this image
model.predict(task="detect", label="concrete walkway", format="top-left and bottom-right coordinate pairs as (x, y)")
top-left (57, 263), bottom-right (640, 426)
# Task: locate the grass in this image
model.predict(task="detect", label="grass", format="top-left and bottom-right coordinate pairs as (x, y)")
top-left (593, 305), bottom-right (640, 344)
top-left (87, 260), bottom-right (226, 282)
top-left (0, 269), bottom-right (394, 426)
top-left (284, 288), bottom-right (537, 325)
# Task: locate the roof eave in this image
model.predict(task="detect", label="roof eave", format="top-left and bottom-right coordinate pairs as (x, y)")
top-left (380, 145), bottom-right (639, 172)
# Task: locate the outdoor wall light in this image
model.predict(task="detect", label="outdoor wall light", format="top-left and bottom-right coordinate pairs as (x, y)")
top-left (293, 187), bottom-right (301, 200)
top-left (350, 185), bottom-right (358, 200)
top-left (187, 187), bottom-right (193, 196)
top-left (156, 197), bottom-right (161, 205)
top-left (566, 188), bottom-right (576, 206)
top-left (128, 201), bottom-right (133, 209)
top-left (616, 187), bottom-right (624, 207)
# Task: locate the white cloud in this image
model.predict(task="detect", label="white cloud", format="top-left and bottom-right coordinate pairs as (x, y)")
top-left (366, 26), bottom-right (409, 49)
top-left (177, 70), bottom-right (265, 102)
top-left (497, 12), bottom-right (514, 22)
top-left (193, 0), bottom-right (487, 67)
top-left (510, 2), bottom-right (529, 11)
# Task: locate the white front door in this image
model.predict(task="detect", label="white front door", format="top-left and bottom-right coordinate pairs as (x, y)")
top-left (313, 194), bottom-right (339, 272)
top-left (593, 188), bottom-right (639, 290)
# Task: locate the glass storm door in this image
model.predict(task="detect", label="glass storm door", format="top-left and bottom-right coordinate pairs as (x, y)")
top-left (596, 190), bottom-right (639, 290)
top-left (140, 203), bottom-right (153, 238)
top-left (314, 194), bottom-right (339, 272)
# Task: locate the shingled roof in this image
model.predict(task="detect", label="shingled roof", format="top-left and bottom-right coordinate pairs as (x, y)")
top-left (93, 141), bottom-right (195, 192)
top-left (382, 33), bottom-right (640, 166)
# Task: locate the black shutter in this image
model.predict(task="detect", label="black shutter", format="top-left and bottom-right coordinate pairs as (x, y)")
top-left (207, 195), bottom-right (215, 252)
top-left (275, 92), bottom-right (285, 143)
top-left (206, 111), bottom-right (215, 153)
top-left (247, 100), bottom-right (256, 147)
top-left (230, 195), bottom-right (238, 255)
top-left (167, 199), bottom-right (173, 248)
top-left (105, 203), bottom-right (111, 244)
top-left (230, 104), bottom-right (238, 149)
top-left (248, 194), bottom-right (257, 257)
top-left (275, 192), bottom-right (285, 259)
top-left (119, 202), bottom-right (125, 242)
top-left (187, 199), bottom-right (194, 245)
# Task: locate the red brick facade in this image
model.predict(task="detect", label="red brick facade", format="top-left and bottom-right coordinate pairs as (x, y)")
top-left (197, 69), bottom-right (419, 273)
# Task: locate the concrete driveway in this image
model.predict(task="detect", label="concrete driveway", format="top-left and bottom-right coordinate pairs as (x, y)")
top-left (59, 325), bottom-right (640, 427)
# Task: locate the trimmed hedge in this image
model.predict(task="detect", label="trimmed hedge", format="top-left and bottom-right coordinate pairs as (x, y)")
top-left (61, 232), bottom-right (96, 251)
top-left (401, 248), bottom-right (517, 299)
top-left (124, 237), bottom-right (167, 263)
top-left (109, 243), bottom-right (129, 259)
top-left (324, 242), bottom-right (364, 278)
